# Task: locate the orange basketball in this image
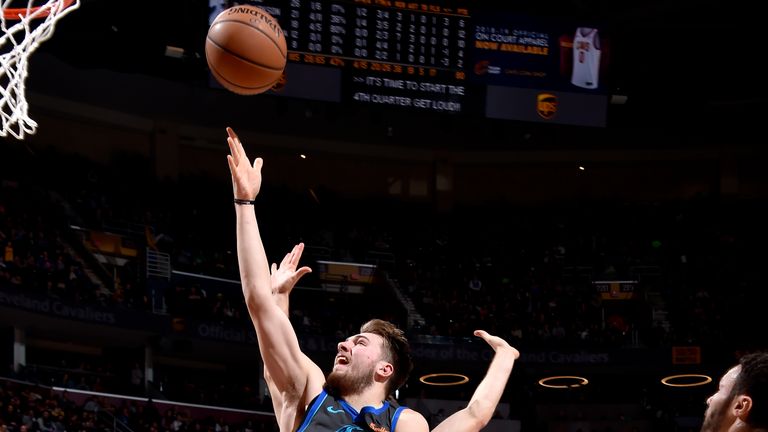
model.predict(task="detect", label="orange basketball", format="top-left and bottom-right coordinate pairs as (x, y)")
top-left (205, 5), bottom-right (287, 95)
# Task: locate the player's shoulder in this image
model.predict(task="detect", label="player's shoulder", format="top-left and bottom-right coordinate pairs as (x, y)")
top-left (395, 408), bottom-right (429, 432)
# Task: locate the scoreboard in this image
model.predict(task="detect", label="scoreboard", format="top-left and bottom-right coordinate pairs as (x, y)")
top-left (211, 0), bottom-right (610, 127)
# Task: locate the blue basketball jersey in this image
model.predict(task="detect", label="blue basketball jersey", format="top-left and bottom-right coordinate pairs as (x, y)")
top-left (296, 389), bottom-right (406, 432)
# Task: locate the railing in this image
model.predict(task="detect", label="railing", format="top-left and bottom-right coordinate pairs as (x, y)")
top-left (146, 248), bottom-right (171, 279)
top-left (97, 409), bottom-right (134, 432)
top-left (146, 247), bottom-right (172, 313)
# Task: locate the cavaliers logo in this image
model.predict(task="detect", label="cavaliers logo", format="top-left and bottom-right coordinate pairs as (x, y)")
top-left (474, 60), bottom-right (501, 75)
top-left (536, 93), bottom-right (558, 119)
top-left (474, 60), bottom-right (490, 75)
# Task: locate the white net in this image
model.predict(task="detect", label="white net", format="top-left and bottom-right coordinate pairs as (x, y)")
top-left (0, 0), bottom-right (79, 139)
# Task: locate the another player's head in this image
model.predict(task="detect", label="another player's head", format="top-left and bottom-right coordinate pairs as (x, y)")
top-left (326, 319), bottom-right (412, 399)
top-left (701, 352), bottom-right (768, 432)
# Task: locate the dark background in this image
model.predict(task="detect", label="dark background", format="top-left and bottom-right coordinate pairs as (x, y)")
top-left (1, 0), bottom-right (765, 430)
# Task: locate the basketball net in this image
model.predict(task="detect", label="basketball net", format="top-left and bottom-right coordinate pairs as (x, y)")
top-left (1, 0), bottom-right (79, 139)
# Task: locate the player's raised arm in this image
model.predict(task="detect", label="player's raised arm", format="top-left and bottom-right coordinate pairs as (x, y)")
top-left (432, 331), bottom-right (519, 432)
top-left (226, 127), bottom-right (322, 426)
top-left (263, 243), bottom-right (324, 423)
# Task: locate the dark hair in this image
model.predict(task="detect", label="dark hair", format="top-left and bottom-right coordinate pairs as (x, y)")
top-left (360, 319), bottom-right (412, 396)
top-left (731, 352), bottom-right (768, 427)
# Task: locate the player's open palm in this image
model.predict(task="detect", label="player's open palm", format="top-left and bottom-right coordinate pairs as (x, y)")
top-left (226, 127), bottom-right (262, 200)
top-left (474, 330), bottom-right (520, 359)
top-left (271, 243), bottom-right (312, 295)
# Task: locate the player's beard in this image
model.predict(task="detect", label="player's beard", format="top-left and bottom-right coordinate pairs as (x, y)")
top-left (325, 364), bottom-right (374, 398)
top-left (699, 398), bottom-right (729, 432)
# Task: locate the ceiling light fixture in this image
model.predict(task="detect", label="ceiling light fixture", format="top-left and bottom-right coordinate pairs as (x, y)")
top-left (538, 375), bottom-right (589, 389)
top-left (419, 373), bottom-right (469, 386)
top-left (661, 374), bottom-right (712, 388)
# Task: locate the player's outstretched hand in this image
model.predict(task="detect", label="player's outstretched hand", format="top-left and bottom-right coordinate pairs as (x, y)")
top-left (474, 330), bottom-right (520, 359)
top-left (271, 243), bottom-right (312, 295)
top-left (226, 127), bottom-right (262, 201)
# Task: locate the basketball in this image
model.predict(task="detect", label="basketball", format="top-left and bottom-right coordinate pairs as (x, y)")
top-left (205, 5), bottom-right (287, 95)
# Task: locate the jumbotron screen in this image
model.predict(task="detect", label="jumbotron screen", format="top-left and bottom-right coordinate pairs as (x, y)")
top-left (210, 0), bottom-right (611, 127)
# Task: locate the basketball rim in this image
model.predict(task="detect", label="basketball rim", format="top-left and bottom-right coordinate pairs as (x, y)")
top-left (2, 0), bottom-right (77, 19)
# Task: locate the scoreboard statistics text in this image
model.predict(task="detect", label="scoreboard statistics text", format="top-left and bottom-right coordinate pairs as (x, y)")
top-left (211, 0), bottom-right (610, 127)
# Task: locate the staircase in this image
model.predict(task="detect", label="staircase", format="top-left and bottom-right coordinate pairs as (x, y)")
top-left (383, 273), bottom-right (425, 329)
top-left (61, 237), bottom-right (113, 301)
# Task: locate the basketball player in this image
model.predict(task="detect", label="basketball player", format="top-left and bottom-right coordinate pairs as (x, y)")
top-left (226, 127), bottom-right (519, 432)
top-left (265, 243), bottom-right (520, 432)
top-left (700, 352), bottom-right (768, 432)
top-left (570, 27), bottom-right (601, 89)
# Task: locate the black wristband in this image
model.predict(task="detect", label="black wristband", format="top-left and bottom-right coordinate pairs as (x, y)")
top-left (234, 198), bottom-right (256, 205)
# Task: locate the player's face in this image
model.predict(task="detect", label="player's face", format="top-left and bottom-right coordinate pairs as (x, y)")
top-left (327, 332), bottom-right (387, 395)
top-left (333, 332), bottom-right (386, 372)
top-left (700, 366), bottom-right (739, 432)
